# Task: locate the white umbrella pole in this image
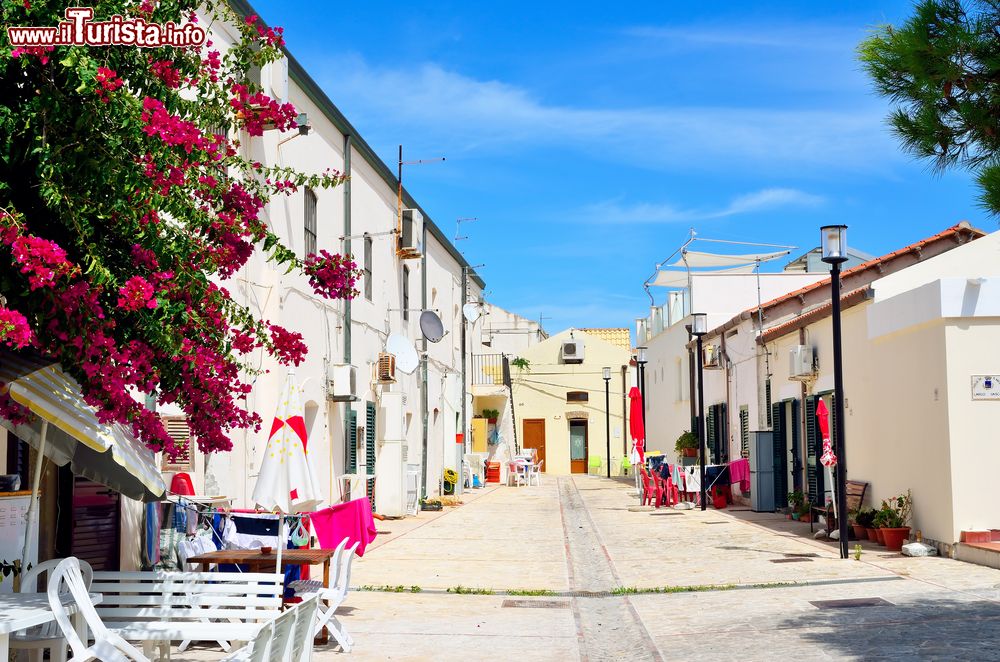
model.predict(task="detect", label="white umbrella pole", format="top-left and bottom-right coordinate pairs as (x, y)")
top-left (19, 420), bottom-right (47, 589)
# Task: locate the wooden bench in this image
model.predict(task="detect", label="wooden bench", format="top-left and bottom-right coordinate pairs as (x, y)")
top-left (810, 480), bottom-right (868, 534)
top-left (91, 570), bottom-right (284, 658)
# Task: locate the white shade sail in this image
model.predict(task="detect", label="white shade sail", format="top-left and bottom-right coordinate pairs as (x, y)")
top-left (650, 264), bottom-right (756, 288)
top-left (669, 250), bottom-right (790, 268)
top-left (0, 350), bottom-right (166, 501)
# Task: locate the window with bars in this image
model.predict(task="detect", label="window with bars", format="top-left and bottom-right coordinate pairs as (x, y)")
top-left (739, 406), bottom-right (749, 458)
top-left (160, 416), bottom-right (195, 472)
top-left (303, 188), bottom-right (317, 256)
top-left (566, 391), bottom-right (589, 402)
top-left (363, 235), bottom-right (373, 301)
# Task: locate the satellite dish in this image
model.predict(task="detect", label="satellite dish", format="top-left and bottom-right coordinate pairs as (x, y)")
top-left (462, 303), bottom-right (481, 323)
top-left (387, 333), bottom-right (420, 374)
top-left (419, 310), bottom-right (445, 343)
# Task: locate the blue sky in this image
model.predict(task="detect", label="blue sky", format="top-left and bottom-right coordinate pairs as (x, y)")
top-left (252, 0), bottom-right (995, 335)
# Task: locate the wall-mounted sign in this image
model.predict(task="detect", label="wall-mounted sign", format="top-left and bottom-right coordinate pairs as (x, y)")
top-left (972, 375), bottom-right (1000, 400)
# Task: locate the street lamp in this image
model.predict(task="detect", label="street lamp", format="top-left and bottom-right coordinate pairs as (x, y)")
top-left (603, 367), bottom-right (612, 478)
top-left (691, 313), bottom-right (708, 511)
top-left (820, 225), bottom-right (849, 560)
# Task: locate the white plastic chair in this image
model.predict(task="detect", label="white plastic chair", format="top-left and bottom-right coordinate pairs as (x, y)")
top-left (528, 460), bottom-right (544, 486)
top-left (289, 595), bottom-right (320, 662)
top-left (296, 541), bottom-right (359, 651)
top-left (47, 557), bottom-right (151, 662)
top-left (266, 604), bottom-right (298, 661)
top-left (220, 621), bottom-right (273, 662)
top-left (507, 462), bottom-right (527, 487)
top-left (12, 558), bottom-right (94, 662)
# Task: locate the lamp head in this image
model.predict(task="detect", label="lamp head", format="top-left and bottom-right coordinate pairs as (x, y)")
top-left (636, 346), bottom-right (648, 364)
top-left (820, 225), bottom-right (848, 264)
top-left (691, 312), bottom-right (708, 337)
top-left (602, 366), bottom-right (611, 381)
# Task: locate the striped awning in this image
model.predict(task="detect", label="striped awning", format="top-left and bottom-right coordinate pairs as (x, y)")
top-left (0, 350), bottom-right (165, 501)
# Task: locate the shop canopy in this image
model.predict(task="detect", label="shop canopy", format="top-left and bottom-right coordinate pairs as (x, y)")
top-left (0, 349), bottom-right (166, 502)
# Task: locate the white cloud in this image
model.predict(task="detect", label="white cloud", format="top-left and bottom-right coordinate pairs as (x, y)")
top-left (622, 25), bottom-right (858, 51)
top-left (577, 187), bottom-right (825, 225)
top-left (320, 58), bottom-right (895, 173)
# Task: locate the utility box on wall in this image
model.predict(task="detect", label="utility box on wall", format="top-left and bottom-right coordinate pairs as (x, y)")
top-left (749, 431), bottom-right (775, 513)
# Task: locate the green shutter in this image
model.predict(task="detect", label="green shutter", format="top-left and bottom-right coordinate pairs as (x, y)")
top-left (719, 402), bottom-right (728, 464)
top-left (706, 405), bottom-right (716, 464)
top-left (739, 406), bottom-right (749, 458)
top-left (805, 396), bottom-right (825, 506)
top-left (790, 399), bottom-right (801, 494)
top-left (365, 401), bottom-right (377, 511)
top-left (765, 379), bottom-right (772, 427)
top-left (771, 402), bottom-right (786, 507)
top-left (346, 408), bottom-right (357, 473)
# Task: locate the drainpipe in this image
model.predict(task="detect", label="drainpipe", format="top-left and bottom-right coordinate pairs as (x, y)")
top-left (620, 365), bottom-right (628, 458)
top-left (460, 267), bottom-right (468, 488)
top-left (686, 324), bottom-right (696, 437)
top-left (722, 332), bottom-right (733, 462)
top-left (343, 134), bottom-right (352, 479)
top-left (420, 222), bottom-right (429, 497)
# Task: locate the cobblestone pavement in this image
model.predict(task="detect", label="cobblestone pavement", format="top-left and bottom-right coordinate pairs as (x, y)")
top-left (175, 475), bottom-right (1000, 661)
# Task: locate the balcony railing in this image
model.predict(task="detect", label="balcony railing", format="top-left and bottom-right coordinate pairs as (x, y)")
top-left (471, 353), bottom-right (509, 386)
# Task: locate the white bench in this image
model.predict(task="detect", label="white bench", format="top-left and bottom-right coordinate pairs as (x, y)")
top-left (90, 570), bottom-right (284, 658)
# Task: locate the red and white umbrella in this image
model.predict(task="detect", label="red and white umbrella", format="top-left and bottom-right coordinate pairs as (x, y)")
top-left (815, 398), bottom-right (837, 521)
top-left (252, 370), bottom-right (323, 569)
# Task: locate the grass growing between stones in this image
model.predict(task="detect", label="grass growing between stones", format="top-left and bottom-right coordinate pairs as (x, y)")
top-left (505, 589), bottom-right (557, 596)
top-left (359, 584), bottom-right (424, 593)
top-left (612, 581), bottom-right (798, 595)
top-left (447, 585), bottom-right (495, 595)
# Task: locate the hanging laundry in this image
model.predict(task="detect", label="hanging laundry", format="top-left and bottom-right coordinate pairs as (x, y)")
top-left (310, 498), bottom-right (379, 557)
top-left (729, 458), bottom-right (751, 493)
top-left (684, 466), bottom-right (701, 493)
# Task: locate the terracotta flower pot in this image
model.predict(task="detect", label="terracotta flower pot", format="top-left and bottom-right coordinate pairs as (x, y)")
top-left (881, 527), bottom-right (911, 552)
top-left (852, 524), bottom-right (868, 540)
top-left (865, 527), bottom-right (878, 541)
top-left (874, 528), bottom-right (886, 545)
top-left (682, 448), bottom-right (697, 458)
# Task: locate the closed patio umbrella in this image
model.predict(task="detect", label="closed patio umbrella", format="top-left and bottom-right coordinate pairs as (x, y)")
top-left (251, 369), bottom-right (323, 571)
top-left (628, 387), bottom-right (645, 503)
top-left (0, 349), bottom-right (166, 573)
top-left (816, 398), bottom-right (837, 523)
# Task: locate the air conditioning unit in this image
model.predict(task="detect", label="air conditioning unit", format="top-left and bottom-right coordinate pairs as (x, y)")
top-left (481, 332), bottom-right (492, 347)
top-left (561, 338), bottom-right (585, 364)
top-left (399, 208), bottom-right (423, 259)
top-left (703, 344), bottom-right (721, 369)
top-left (377, 352), bottom-right (396, 383)
top-left (326, 364), bottom-right (358, 401)
top-left (789, 345), bottom-right (816, 380)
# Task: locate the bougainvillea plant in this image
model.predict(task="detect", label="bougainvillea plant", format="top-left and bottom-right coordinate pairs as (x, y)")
top-left (0, 0), bottom-right (361, 456)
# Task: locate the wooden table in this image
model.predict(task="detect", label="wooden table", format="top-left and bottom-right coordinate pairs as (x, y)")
top-left (186, 548), bottom-right (337, 644)
top-left (0, 592), bottom-right (102, 659)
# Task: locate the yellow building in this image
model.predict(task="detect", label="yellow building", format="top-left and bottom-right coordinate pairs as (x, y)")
top-left (511, 329), bottom-right (631, 475)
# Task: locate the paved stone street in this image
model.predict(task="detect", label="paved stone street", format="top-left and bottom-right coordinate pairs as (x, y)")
top-left (178, 476), bottom-right (1000, 661)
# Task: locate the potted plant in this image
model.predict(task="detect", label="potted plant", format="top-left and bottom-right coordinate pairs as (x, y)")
top-left (674, 431), bottom-right (699, 458)
top-left (511, 357), bottom-right (530, 373)
top-left (879, 491), bottom-right (912, 552)
top-left (787, 491), bottom-right (805, 520)
top-left (872, 506), bottom-right (890, 545)
top-left (798, 502), bottom-right (813, 523)
top-left (855, 508), bottom-right (876, 540)
top-left (482, 408), bottom-right (500, 424)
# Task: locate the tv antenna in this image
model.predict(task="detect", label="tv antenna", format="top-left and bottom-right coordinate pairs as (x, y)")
top-left (454, 217), bottom-right (478, 244)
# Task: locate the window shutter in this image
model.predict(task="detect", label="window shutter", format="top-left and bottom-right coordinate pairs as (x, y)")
top-left (160, 416), bottom-right (195, 472)
top-left (765, 379), bottom-right (772, 427)
top-left (718, 402), bottom-right (728, 464)
top-left (346, 409), bottom-right (357, 473)
top-left (790, 398), bottom-right (801, 493)
top-left (805, 396), bottom-right (821, 506)
top-left (365, 402), bottom-right (377, 511)
top-left (771, 402), bottom-right (786, 507)
top-left (706, 405), bottom-right (716, 464)
top-left (739, 406), bottom-right (749, 459)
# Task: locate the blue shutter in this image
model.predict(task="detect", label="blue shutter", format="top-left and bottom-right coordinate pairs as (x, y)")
top-left (771, 402), bottom-right (786, 507)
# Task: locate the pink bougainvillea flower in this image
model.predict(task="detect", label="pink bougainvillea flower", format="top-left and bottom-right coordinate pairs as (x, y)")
top-left (117, 276), bottom-right (157, 311)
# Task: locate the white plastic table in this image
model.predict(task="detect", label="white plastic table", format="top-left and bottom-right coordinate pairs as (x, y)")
top-left (0, 592), bottom-right (102, 658)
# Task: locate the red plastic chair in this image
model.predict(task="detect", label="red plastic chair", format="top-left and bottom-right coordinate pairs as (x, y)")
top-left (638, 467), bottom-right (655, 507)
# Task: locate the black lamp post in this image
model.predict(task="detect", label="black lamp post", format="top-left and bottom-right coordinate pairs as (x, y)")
top-left (821, 225), bottom-right (850, 560)
top-left (636, 346), bottom-right (648, 449)
top-left (691, 313), bottom-right (708, 511)
top-left (603, 367), bottom-right (612, 478)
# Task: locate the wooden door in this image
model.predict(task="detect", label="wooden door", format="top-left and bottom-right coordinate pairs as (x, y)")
top-left (522, 419), bottom-right (546, 470)
top-left (569, 421), bottom-right (588, 474)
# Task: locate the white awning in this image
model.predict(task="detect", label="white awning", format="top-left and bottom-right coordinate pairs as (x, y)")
top-left (669, 249), bottom-right (790, 268)
top-left (650, 264), bottom-right (756, 288)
